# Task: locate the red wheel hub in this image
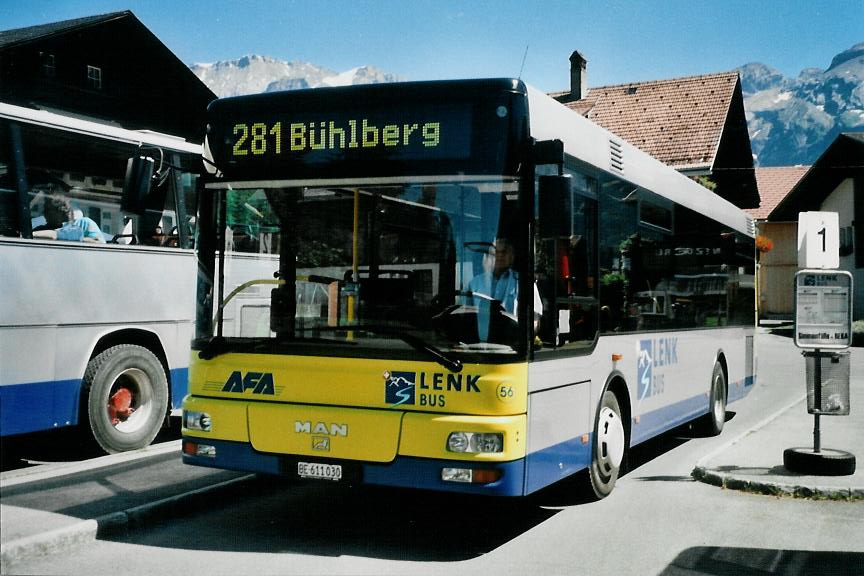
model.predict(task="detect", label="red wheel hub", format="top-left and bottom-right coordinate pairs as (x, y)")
top-left (108, 388), bottom-right (135, 425)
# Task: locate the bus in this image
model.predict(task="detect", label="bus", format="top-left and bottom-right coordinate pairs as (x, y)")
top-left (0, 102), bottom-right (201, 454)
top-left (181, 79), bottom-right (756, 498)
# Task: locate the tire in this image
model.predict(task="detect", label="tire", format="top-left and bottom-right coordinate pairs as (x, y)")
top-left (698, 362), bottom-right (727, 436)
top-left (83, 344), bottom-right (169, 454)
top-left (783, 448), bottom-right (856, 476)
top-left (587, 389), bottom-right (627, 499)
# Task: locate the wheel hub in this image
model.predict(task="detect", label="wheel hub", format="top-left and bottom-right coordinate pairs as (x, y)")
top-left (108, 388), bottom-right (135, 425)
top-left (597, 406), bottom-right (625, 474)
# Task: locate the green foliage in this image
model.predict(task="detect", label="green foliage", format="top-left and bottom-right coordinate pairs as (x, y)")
top-left (695, 176), bottom-right (718, 191)
top-left (853, 320), bottom-right (864, 347)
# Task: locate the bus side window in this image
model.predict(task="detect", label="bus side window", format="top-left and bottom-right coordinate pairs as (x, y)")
top-left (536, 172), bottom-right (598, 349)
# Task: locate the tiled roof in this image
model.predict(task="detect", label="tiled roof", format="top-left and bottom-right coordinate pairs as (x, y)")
top-left (0, 12), bottom-right (130, 48)
top-left (746, 166), bottom-right (810, 220)
top-left (551, 71), bottom-right (740, 171)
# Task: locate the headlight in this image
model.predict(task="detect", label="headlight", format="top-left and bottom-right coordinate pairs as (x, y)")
top-left (183, 410), bottom-right (212, 431)
top-left (446, 431), bottom-right (503, 453)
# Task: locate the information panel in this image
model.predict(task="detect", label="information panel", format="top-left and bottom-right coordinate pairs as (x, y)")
top-left (794, 270), bottom-right (853, 349)
top-left (205, 79), bottom-right (528, 180)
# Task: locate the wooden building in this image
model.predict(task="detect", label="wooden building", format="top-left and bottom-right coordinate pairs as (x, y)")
top-left (0, 11), bottom-right (215, 141)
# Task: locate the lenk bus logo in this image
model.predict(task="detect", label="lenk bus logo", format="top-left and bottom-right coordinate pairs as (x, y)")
top-left (384, 370), bottom-right (481, 408)
top-left (221, 371), bottom-right (275, 395)
top-left (637, 338), bottom-right (678, 400)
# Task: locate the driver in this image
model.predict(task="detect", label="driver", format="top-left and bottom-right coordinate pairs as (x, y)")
top-left (468, 238), bottom-right (542, 339)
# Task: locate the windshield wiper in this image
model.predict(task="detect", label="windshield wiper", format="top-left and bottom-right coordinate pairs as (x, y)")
top-left (297, 324), bottom-right (463, 373)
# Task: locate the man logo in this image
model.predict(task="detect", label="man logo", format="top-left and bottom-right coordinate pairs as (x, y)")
top-left (385, 371), bottom-right (416, 406)
top-left (295, 421), bottom-right (349, 436)
top-left (312, 437), bottom-right (330, 451)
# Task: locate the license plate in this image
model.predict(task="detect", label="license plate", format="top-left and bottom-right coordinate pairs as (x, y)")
top-left (297, 461), bottom-right (342, 481)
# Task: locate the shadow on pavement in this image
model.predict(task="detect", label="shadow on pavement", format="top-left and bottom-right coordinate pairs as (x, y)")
top-left (659, 546), bottom-right (864, 576)
top-left (115, 477), bottom-right (562, 561)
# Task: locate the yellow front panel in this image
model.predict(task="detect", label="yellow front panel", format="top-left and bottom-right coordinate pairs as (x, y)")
top-left (399, 413), bottom-right (526, 462)
top-left (190, 352), bottom-right (528, 416)
top-left (181, 395), bottom-right (249, 442)
top-left (248, 403), bottom-right (402, 462)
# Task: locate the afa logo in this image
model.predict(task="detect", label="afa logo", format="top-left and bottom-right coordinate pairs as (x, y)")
top-left (221, 371), bottom-right (275, 395)
top-left (385, 371), bottom-right (416, 406)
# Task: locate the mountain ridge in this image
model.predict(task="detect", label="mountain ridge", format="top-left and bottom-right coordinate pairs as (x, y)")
top-left (190, 44), bottom-right (864, 167)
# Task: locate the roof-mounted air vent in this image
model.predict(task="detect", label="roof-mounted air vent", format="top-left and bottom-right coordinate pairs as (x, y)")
top-left (609, 139), bottom-right (624, 173)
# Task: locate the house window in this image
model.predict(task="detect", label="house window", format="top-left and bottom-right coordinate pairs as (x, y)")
top-left (87, 65), bottom-right (102, 90)
top-left (40, 52), bottom-right (56, 77)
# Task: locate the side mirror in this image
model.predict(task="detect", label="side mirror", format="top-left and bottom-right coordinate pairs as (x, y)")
top-left (122, 156), bottom-right (155, 214)
top-left (538, 174), bottom-right (572, 238)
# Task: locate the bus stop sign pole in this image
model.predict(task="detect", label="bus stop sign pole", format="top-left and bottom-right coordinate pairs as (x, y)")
top-left (784, 213), bottom-right (855, 476)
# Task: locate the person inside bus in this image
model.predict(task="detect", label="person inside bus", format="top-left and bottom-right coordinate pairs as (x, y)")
top-left (31, 193), bottom-right (69, 234)
top-left (468, 238), bottom-right (542, 340)
top-left (32, 196), bottom-right (106, 243)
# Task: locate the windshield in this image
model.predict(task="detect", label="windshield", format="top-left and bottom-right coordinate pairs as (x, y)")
top-left (202, 178), bottom-right (529, 359)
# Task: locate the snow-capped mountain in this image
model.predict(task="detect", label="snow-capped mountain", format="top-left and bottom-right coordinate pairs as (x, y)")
top-left (740, 42), bottom-right (864, 166)
top-left (189, 54), bottom-right (403, 98)
top-left (191, 46), bottom-right (864, 167)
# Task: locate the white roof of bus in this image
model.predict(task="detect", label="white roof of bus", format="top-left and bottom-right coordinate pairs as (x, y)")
top-left (0, 101), bottom-right (202, 155)
top-left (526, 85), bottom-right (754, 237)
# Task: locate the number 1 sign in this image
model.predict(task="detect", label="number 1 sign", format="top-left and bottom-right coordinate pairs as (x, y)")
top-left (798, 212), bottom-right (840, 269)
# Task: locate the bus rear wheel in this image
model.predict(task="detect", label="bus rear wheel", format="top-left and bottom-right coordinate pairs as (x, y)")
top-left (84, 344), bottom-right (169, 454)
top-left (698, 362), bottom-right (727, 436)
top-left (587, 389), bottom-right (626, 499)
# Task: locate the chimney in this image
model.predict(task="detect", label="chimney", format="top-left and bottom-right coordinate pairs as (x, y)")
top-left (569, 50), bottom-right (587, 100)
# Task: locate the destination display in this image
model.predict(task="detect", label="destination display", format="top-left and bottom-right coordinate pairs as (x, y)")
top-left (205, 80), bottom-right (527, 179)
top-left (227, 110), bottom-right (468, 161)
top-left (794, 270), bottom-right (853, 349)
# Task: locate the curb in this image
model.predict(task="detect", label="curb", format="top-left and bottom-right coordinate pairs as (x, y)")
top-left (691, 393), bottom-right (863, 501)
top-left (691, 465), bottom-right (864, 501)
top-left (1, 473), bottom-right (256, 567)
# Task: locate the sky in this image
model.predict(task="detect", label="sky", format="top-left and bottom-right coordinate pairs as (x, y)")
top-left (3, 0), bottom-right (863, 92)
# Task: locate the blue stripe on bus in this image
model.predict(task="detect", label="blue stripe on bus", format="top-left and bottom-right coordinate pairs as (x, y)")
top-left (363, 456), bottom-right (526, 496)
top-left (2, 366), bottom-right (188, 437)
top-left (728, 376), bottom-right (754, 404)
top-left (0, 378), bottom-right (82, 436)
top-left (170, 367), bottom-right (189, 410)
top-left (630, 393), bottom-right (709, 446)
top-left (182, 437), bottom-right (528, 496)
top-left (524, 434), bottom-right (592, 494)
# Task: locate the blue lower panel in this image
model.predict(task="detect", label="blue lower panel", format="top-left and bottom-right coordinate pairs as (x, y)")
top-left (631, 393), bottom-right (709, 446)
top-left (363, 455), bottom-right (525, 496)
top-left (182, 437), bottom-right (527, 496)
top-left (729, 376), bottom-right (754, 404)
top-left (169, 367), bottom-right (189, 410)
top-left (0, 379), bottom-right (82, 436)
top-left (524, 435), bottom-right (593, 494)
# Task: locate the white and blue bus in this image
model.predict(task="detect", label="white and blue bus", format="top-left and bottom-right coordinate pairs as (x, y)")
top-left (182, 79), bottom-right (756, 498)
top-left (0, 102), bottom-right (201, 453)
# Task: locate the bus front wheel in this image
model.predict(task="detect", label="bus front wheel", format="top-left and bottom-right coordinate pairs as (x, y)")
top-left (587, 389), bottom-right (626, 499)
top-left (83, 344), bottom-right (169, 454)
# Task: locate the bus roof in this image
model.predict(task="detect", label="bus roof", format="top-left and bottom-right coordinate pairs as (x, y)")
top-left (526, 84), bottom-right (754, 237)
top-left (0, 101), bottom-right (202, 155)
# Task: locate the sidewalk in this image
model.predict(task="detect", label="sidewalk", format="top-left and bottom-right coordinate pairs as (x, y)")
top-left (693, 338), bottom-right (864, 500)
top-left (1, 441), bottom-right (253, 567)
